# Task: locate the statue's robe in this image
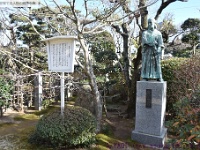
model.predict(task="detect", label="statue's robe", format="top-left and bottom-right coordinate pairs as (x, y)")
top-left (141, 29), bottom-right (164, 80)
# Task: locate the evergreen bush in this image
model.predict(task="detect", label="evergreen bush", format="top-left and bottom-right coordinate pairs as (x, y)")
top-left (0, 76), bottom-right (13, 117)
top-left (162, 57), bottom-right (186, 114)
top-left (29, 106), bottom-right (96, 148)
top-left (162, 56), bottom-right (200, 117)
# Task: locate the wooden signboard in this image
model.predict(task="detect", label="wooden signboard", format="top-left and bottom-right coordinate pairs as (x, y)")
top-left (43, 36), bottom-right (77, 73)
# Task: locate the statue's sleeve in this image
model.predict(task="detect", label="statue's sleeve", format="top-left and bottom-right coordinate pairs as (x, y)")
top-left (142, 31), bottom-right (147, 46)
top-left (141, 31), bottom-right (148, 53)
top-left (157, 32), bottom-right (165, 58)
top-left (158, 32), bottom-right (164, 48)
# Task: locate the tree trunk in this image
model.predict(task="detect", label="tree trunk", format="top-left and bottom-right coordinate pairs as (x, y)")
top-left (127, 46), bottom-right (142, 118)
top-left (139, 0), bottom-right (148, 30)
top-left (193, 44), bottom-right (196, 55)
top-left (0, 107), bottom-right (3, 117)
top-left (121, 24), bottom-right (135, 117)
top-left (126, 0), bottom-right (148, 118)
top-left (88, 60), bottom-right (102, 133)
top-left (79, 36), bottom-right (102, 133)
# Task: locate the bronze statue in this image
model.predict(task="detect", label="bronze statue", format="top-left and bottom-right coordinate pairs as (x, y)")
top-left (141, 18), bottom-right (164, 81)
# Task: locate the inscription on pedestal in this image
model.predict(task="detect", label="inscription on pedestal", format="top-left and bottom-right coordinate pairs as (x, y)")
top-left (146, 89), bottom-right (152, 108)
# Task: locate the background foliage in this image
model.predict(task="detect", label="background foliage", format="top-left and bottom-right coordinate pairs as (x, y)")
top-left (162, 56), bottom-right (200, 117)
top-left (0, 70), bottom-right (13, 117)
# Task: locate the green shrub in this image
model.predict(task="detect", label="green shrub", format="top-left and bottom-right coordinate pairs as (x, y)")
top-left (162, 57), bottom-right (186, 114)
top-left (173, 49), bottom-right (191, 58)
top-left (0, 77), bottom-right (13, 117)
top-left (29, 106), bottom-right (97, 148)
top-left (166, 88), bottom-right (200, 149)
top-left (42, 99), bottom-right (53, 108)
top-left (162, 56), bottom-right (200, 117)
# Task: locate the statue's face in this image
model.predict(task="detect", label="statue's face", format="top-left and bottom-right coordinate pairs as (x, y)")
top-left (148, 19), bottom-right (155, 30)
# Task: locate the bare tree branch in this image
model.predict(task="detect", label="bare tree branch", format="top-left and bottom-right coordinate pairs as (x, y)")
top-left (155, 0), bottom-right (188, 20)
top-left (51, 0), bottom-right (76, 23)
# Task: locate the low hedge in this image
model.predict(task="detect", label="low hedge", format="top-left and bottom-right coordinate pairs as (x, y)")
top-left (29, 106), bottom-right (97, 148)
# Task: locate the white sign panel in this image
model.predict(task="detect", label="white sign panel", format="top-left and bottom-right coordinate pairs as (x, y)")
top-left (43, 36), bottom-right (76, 72)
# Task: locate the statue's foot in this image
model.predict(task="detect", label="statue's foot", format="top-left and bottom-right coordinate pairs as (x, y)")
top-left (157, 78), bottom-right (163, 82)
top-left (142, 78), bottom-right (148, 81)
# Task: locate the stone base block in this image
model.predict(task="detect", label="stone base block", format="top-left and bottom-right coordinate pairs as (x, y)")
top-left (132, 128), bottom-right (167, 148)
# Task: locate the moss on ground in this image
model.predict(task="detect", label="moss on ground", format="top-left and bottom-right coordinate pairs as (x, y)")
top-left (14, 114), bottom-right (39, 121)
top-left (0, 122), bottom-right (14, 128)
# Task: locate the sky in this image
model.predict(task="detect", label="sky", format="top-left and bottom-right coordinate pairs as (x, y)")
top-left (149, 0), bottom-right (200, 26)
top-left (44, 0), bottom-right (200, 26)
top-left (1, 0), bottom-right (199, 47)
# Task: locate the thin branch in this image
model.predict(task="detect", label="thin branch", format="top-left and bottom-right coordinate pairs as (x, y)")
top-left (46, 21), bottom-right (62, 35)
top-left (155, 0), bottom-right (188, 20)
top-left (84, 0), bottom-right (89, 17)
top-left (14, 9), bottom-right (45, 39)
top-left (107, 0), bottom-right (158, 27)
top-left (75, 57), bottom-right (84, 69)
top-left (80, 2), bottom-right (121, 27)
top-left (170, 31), bottom-right (184, 45)
top-left (52, 0), bottom-right (76, 22)
top-left (83, 23), bottom-right (107, 34)
top-left (0, 49), bottom-right (38, 72)
top-left (66, 0), bottom-right (78, 24)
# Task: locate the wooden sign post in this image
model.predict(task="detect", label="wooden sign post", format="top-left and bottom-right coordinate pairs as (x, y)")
top-left (43, 36), bottom-right (76, 115)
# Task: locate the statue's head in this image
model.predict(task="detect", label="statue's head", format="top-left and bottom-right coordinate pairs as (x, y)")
top-left (148, 18), bottom-right (156, 30)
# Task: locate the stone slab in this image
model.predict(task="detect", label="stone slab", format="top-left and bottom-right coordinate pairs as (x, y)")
top-left (132, 128), bottom-right (167, 148)
top-left (134, 81), bottom-right (167, 136)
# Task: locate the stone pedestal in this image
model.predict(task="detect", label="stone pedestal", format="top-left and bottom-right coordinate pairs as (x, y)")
top-left (132, 81), bottom-right (167, 148)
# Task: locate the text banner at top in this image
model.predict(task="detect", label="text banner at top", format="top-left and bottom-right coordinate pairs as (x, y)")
top-left (0, 0), bottom-right (39, 7)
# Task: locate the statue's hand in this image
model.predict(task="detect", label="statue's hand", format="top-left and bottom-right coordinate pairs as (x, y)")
top-left (145, 42), bottom-right (155, 47)
top-left (148, 43), bottom-right (155, 47)
top-left (157, 47), bottom-right (161, 53)
top-left (157, 47), bottom-right (162, 57)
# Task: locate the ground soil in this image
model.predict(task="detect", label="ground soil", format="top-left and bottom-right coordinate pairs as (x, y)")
top-left (0, 107), bottom-right (169, 150)
top-left (0, 114), bottom-right (37, 135)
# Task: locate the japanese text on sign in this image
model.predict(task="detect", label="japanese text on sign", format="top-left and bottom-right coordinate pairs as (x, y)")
top-left (0, 0), bottom-right (39, 7)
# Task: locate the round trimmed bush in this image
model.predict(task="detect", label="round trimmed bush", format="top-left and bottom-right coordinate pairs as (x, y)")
top-left (29, 106), bottom-right (96, 148)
